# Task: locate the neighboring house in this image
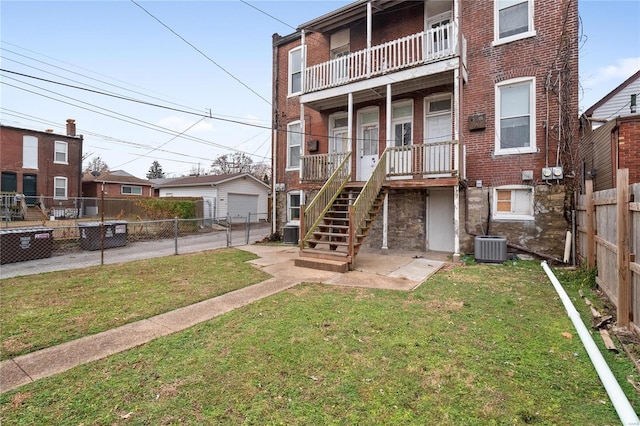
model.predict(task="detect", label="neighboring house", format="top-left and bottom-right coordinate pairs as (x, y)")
top-left (154, 173), bottom-right (270, 222)
top-left (1, 119), bottom-right (83, 218)
top-left (82, 170), bottom-right (154, 216)
top-left (580, 69), bottom-right (640, 191)
top-left (272, 0), bottom-right (578, 267)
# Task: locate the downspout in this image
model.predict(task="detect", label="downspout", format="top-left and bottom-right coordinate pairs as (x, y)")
top-left (299, 30), bottom-right (306, 203)
top-left (453, 0), bottom-right (462, 261)
top-left (366, 1), bottom-right (372, 77)
top-left (271, 35), bottom-right (279, 234)
top-left (541, 262), bottom-right (640, 426)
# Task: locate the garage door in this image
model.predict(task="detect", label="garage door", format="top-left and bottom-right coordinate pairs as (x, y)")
top-left (228, 193), bottom-right (259, 220)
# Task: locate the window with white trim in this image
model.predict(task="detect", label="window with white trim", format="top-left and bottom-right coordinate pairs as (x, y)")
top-left (392, 100), bottom-right (413, 147)
top-left (495, 77), bottom-right (536, 155)
top-left (493, 185), bottom-right (534, 220)
top-left (288, 47), bottom-right (302, 95)
top-left (287, 191), bottom-right (301, 223)
top-left (121, 185), bottom-right (142, 195)
top-left (287, 121), bottom-right (301, 169)
top-left (54, 176), bottom-right (68, 199)
top-left (23, 136), bottom-right (38, 169)
top-left (494, 0), bottom-right (535, 44)
top-left (54, 141), bottom-right (68, 164)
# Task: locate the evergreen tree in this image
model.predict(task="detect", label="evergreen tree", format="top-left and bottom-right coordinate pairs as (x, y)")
top-left (146, 160), bottom-right (166, 179)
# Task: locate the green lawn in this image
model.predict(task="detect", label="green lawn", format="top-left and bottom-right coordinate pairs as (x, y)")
top-left (0, 248), bottom-right (270, 360)
top-left (1, 253), bottom-right (638, 424)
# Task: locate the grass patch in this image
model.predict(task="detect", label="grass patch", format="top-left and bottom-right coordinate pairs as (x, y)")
top-left (0, 248), bottom-right (269, 360)
top-left (1, 259), bottom-right (638, 424)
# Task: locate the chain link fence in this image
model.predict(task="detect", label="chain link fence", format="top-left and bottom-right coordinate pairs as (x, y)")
top-left (1, 213), bottom-right (272, 278)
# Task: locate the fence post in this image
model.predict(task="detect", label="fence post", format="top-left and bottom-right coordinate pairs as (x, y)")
top-left (174, 217), bottom-right (179, 255)
top-left (617, 169), bottom-right (630, 327)
top-left (586, 179), bottom-right (595, 269)
top-left (226, 214), bottom-right (231, 247)
top-left (246, 213), bottom-right (250, 245)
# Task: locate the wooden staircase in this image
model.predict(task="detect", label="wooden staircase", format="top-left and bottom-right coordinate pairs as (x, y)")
top-left (297, 149), bottom-right (390, 272)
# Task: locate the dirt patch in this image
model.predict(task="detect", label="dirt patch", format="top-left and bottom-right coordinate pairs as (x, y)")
top-left (10, 391), bottom-right (32, 408)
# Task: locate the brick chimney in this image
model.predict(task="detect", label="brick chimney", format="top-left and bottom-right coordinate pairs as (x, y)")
top-left (66, 119), bottom-right (76, 136)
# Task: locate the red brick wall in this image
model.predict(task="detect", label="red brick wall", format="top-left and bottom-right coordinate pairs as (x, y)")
top-left (0, 126), bottom-right (83, 198)
top-left (461, 0), bottom-right (579, 186)
top-left (618, 119), bottom-right (640, 184)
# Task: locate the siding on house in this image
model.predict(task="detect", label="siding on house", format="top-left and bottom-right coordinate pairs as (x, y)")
top-left (159, 186), bottom-right (217, 220)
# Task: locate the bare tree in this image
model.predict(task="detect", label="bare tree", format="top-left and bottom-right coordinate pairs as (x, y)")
top-left (210, 152), bottom-right (254, 175)
top-left (84, 156), bottom-right (109, 174)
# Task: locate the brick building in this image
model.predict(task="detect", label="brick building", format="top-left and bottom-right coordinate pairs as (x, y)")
top-left (272, 0), bottom-right (579, 267)
top-left (580, 69), bottom-right (640, 190)
top-left (1, 119), bottom-right (83, 215)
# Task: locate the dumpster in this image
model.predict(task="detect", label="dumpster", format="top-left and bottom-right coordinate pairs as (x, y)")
top-left (0, 227), bottom-right (54, 264)
top-left (78, 221), bottom-right (128, 251)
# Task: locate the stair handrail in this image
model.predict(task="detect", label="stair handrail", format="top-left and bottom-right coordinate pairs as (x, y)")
top-left (300, 152), bottom-right (352, 248)
top-left (349, 149), bottom-right (388, 258)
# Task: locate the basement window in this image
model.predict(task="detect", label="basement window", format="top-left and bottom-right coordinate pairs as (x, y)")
top-left (493, 185), bottom-right (534, 220)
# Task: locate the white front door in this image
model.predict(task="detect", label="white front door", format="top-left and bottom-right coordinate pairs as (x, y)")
top-left (357, 108), bottom-right (379, 181)
top-left (358, 125), bottom-right (378, 181)
top-left (424, 95), bottom-right (452, 176)
top-left (387, 100), bottom-right (413, 179)
top-left (427, 189), bottom-right (454, 252)
top-left (427, 12), bottom-right (451, 56)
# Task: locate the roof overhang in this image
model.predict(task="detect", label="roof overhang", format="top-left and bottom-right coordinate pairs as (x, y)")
top-left (297, 0), bottom-right (399, 33)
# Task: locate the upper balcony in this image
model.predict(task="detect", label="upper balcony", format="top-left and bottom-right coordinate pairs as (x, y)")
top-left (303, 23), bottom-right (463, 96)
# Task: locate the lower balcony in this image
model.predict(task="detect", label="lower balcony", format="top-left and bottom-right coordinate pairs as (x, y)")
top-left (301, 141), bottom-right (460, 184)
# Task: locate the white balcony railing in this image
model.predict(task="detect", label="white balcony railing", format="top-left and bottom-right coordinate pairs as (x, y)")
top-left (301, 141), bottom-right (459, 182)
top-left (304, 23), bottom-right (458, 93)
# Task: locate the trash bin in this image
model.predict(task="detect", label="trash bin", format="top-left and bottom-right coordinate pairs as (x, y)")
top-left (78, 221), bottom-right (128, 251)
top-left (0, 227), bottom-right (54, 264)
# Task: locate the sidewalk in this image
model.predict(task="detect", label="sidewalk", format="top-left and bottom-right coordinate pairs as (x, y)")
top-left (0, 244), bottom-right (446, 394)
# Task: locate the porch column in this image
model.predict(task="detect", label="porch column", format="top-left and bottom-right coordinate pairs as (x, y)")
top-left (348, 92), bottom-right (354, 161)
top-left (382, 84), bottom-right (391, 249)
top-left (453, 185), bottom-right (460, 263)
top-left (382, 193), bottom-right (389, 250)
top-left (366, 1), bottom-right (372, 76)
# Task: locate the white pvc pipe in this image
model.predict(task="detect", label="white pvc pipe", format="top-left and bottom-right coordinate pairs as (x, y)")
top-left (541, 261), bottom-right (639, 425)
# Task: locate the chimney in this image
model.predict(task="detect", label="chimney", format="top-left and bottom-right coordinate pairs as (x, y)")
top-left (66, 119), bottom-right (76, 136)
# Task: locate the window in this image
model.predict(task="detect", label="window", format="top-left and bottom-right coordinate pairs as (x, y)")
top-left (54, 141), bottom-right (68, 164)
top-left (426, 12), bottom-right (451, 55)
top-left (494, 0), bottom-right (535, 44)
top-left (359, 108), bottom-right (379, 156)
top-left (329, 113), bottom-right (349, 153)
top-left (287, 191), bottom-right (301, 223)
top-left (122, 185), bottom-right (142, 195)
top-left (289, 47), bottom-right (302, 95)
top-left (54, 177), bottom-right (68, 199)
top-left (493, 185), bottom-right (534, 220)
top-left (23, 136), bottom-right (38, 169)
top-left (495, 77), bottom-right (536, 155)
top-left (392, 101), bottom-right (413, 147)
top-left (287, 121), bottom-right (301, 169)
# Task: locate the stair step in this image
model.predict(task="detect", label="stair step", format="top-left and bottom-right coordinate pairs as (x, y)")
top-left (312, 231), bottom-right (348, 238)
top-left (294, 257), bottom-right (349, 273)
top-left (318, 224), bottom-right (349, 230)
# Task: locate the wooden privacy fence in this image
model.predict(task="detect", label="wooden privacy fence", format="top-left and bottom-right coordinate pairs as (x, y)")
top-left (576, 169), bottom-right (640, 334)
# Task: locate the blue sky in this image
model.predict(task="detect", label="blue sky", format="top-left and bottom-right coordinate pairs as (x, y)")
top-left (1, 0), bottom-right (639, 179)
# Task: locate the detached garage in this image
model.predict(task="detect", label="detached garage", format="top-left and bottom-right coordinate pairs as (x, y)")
top-left (154, 173), bottom-right (270, 222)
top-left (228, 193), bottom-right (259, 220)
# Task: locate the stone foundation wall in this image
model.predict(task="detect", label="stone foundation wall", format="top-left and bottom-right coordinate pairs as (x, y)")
top-left (460, 184), bottom-right (569, 258)
top-left (364, 189), bottom-right (427, 251)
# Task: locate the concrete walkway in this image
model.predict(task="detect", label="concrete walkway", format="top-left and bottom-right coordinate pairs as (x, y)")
top-left (0, 244), bottom-right (446, 394)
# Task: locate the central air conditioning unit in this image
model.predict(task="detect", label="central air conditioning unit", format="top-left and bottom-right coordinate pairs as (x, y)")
top-left (474, 236), bottom-right (507, 263)
top-left (282, 225), bottom-right (299, 244)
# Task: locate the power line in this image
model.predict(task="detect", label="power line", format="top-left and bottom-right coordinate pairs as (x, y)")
top-left (1, 81), bottom-right (270, 160)
top-left (1, 69), bottom-right (271, 130)
top-left (130, 0), bottom-right (271, 105)
top-left (239, 0), bottom-right (296, 30)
